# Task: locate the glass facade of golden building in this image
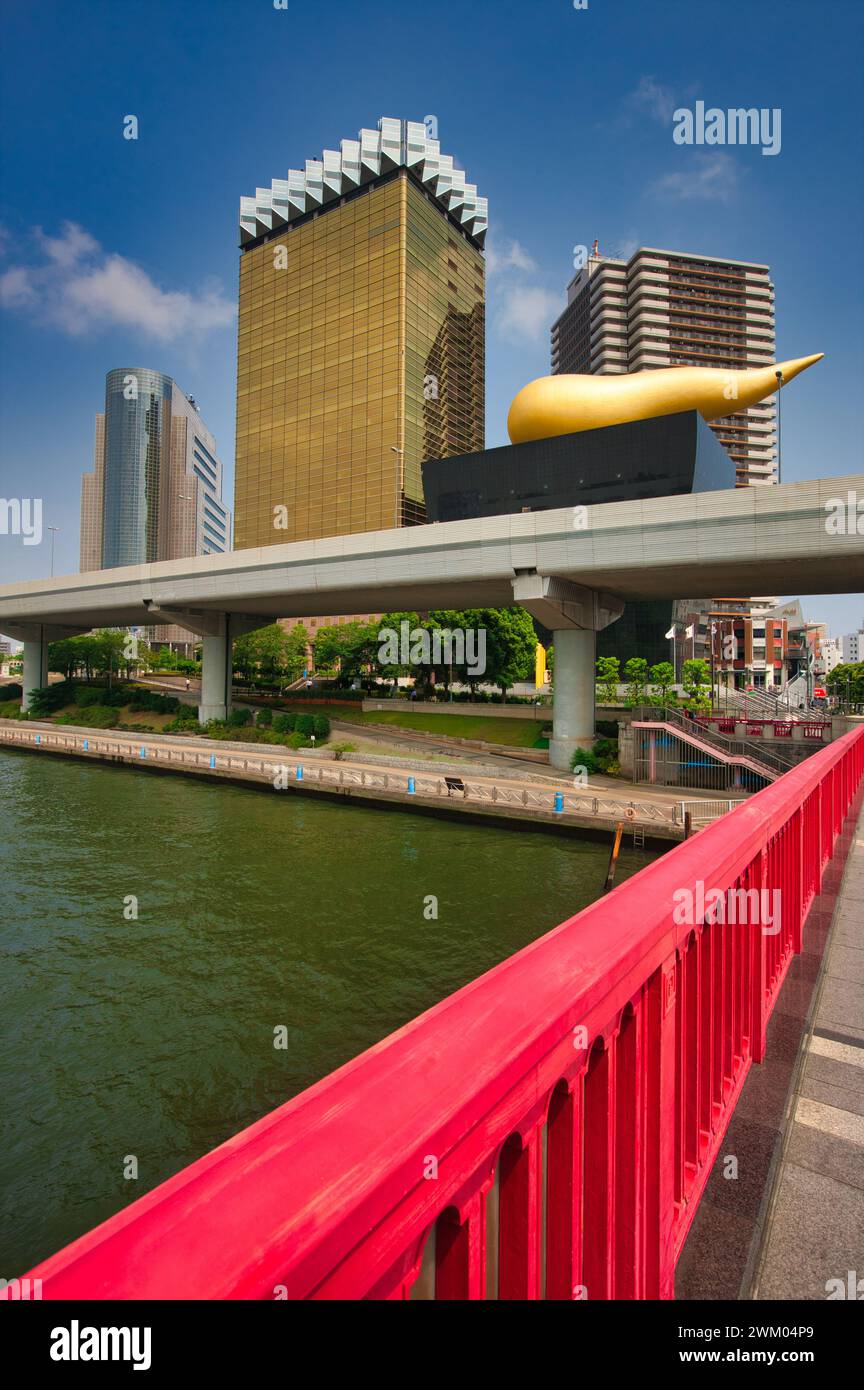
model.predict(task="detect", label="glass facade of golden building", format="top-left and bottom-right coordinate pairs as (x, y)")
top-left (235, 166), bottom-right (484, 549)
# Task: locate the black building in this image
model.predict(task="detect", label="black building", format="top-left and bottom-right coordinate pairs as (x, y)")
top-left (421, 410), bottom-right (734, 666)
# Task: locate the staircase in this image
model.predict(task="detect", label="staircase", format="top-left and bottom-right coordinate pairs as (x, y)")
top-left (632, 704), bottom-right (797, 782)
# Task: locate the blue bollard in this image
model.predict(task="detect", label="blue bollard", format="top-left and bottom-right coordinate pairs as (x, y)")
top-left (83, 739), bottom-right (89, 751)
top-left (554, 791), bottom-right (564, 814)
top-left (140, 747), bottom-right (146, 759)
top-left (296, 765), bottom-right (303, 781)
top-left (35, 734), bottom-right (41, 745)
top-left (209, 754), bottom-right (216, 769)
top-left (408, 776), bottom-right (415, 794)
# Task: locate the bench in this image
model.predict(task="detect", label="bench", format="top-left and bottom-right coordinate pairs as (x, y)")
top-left (444, 776), bottom-right (467, 798)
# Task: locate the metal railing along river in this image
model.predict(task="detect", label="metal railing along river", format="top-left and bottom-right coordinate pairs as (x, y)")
top-left (0, 722), bottom-right (698, 828)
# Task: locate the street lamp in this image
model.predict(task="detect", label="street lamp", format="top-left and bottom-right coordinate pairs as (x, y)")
top-left (775, 369), bottom-right (783, 485)
top-left (48, 525), bottom-right (60, 577)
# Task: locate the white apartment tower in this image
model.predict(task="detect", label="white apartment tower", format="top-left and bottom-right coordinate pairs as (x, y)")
top-left (551, 245), bottom-right (778, 487)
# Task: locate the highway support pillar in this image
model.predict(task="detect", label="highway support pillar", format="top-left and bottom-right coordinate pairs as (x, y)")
top-left (0, 622), bottom-right (88, 711)
top-left (512, 576), bottom-right (624, 773)
top-left (142, 605), bottom-right (270, 724)
top-left (22, 636), bottom-right (49, 708)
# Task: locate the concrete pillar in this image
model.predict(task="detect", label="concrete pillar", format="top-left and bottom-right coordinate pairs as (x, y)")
top-left (549, 628), bottom-right (596, 772)
top-left (200, 629), bottom-right (231, 723)
top-left (22, 636), bottom-right (49, 710)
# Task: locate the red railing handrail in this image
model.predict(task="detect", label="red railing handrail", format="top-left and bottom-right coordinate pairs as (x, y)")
top-left (16, 726), bottom-right (864, 1301)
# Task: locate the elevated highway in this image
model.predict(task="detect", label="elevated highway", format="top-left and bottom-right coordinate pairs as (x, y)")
top-left (2, 474), bottom-right (862, 768)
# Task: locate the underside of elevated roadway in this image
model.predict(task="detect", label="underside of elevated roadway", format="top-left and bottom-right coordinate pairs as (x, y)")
top-left (1, 474), bottom-right (862, 634)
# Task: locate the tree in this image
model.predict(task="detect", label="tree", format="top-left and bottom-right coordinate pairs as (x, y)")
top-left (377, 611), bottom-right (423, 692)
top-left (649, 660), bottom-right (675, 707)
top-left (251, 624), bottom-right (291, 682)
top-left (313, 620), bottom-right (380, 687)
top-left (477, 607), bottom-right (536, 699)
top-left (284, 624), bottom-right (309, 683)
top-left (682, 658), bottom-right (712, 709)
top-left (623, 657), bottom-right (649, 707)
top-left (595, 656), bottom-right (620, 706)
top-left (826, 662), bottom-right (864, 707)
top-left (48, 636), bottom-right (81, 680)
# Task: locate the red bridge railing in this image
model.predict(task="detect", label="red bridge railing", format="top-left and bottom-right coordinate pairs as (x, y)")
top-left (13, 727), bottom-right (864, 1301)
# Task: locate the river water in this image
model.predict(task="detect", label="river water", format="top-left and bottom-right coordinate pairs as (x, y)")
top-left (0, 748), bottom-right (658, 1274)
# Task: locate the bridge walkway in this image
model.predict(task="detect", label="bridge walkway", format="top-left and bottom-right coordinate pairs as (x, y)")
top-left (752, 796), bottom-right (864, 1300)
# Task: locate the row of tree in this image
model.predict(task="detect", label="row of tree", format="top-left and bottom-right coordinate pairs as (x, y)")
top-left (42, 612), bottom-right (537, 697)
top-left (232, 624), bottom-right (309, 685)
top-left (596, 656), bottom-right (712, 707)
top-left (311, 609), bottom-right (537, 697)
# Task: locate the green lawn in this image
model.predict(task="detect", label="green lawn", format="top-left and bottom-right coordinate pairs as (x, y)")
top-left (277, 703), bottom-right (547, 747)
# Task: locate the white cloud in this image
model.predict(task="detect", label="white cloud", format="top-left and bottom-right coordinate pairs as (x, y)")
top-left (651, 153), bottom-right (740, 202)
top-left (629, 76), bottom-right (677, 125)
top-left (494, 285), bottom-right (561, 345)
top-left (486, 237), bottom-right (538, 276)
top-left (36, 222), bottom-right (99, 268)
top-left (0, 221), bottom-right (234, 341)
top-left (0, 265), bottom-right (37, 308)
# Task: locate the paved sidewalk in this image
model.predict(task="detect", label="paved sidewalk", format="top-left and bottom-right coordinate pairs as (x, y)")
top-left (753, 803), bottom-right (864, 1300)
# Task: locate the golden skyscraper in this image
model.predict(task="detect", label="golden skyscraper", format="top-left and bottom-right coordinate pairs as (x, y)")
top-left (235, 118), bottom-right (487, 549)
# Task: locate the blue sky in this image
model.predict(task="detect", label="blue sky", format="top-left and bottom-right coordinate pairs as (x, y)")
top-left (1, 0), bottom-right (862, 634)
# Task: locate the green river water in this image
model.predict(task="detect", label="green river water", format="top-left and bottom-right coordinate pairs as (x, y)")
top-left (0, 748), bottom-right (658, 1275)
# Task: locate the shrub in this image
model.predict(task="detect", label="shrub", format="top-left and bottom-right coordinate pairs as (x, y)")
top-left (0, 683), bottom-right (22, 701)
top-left (76, 687), bottom-right (108, 708)
top-left (0, 699), bottom-right (22, 719)
top-left (227, 707), bottom-right (253, 728)
top-left (593, 736), bottom-right (618, 766)
top-left (171, 701), bottom-right (198, 723)
top-left (330, 742), bottom-right (356, 760)
top-left (163, 708), bottom-right (199, 733)
top-left (256, 707), bottom-right (273, 727)
top-left (295, 713), bottom-right (314, 736)
top-left (312, 714), bottom-right (330, 738)
top-left (570, 746), bottom-right (601, 775)
top-left (126, 690), bottom-right (180, 714)
top-left (27, 680), bottom-right (76, 716)
top-left (56, 706), bottom-right (119, 729)
top-left (570, 736), bottom-right (620, 777)
top-left (595, 720), bottom-right (620, 740)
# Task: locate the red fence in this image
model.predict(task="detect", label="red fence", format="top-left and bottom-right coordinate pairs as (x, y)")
top-left (12, 727), bottom-right (864, 1302)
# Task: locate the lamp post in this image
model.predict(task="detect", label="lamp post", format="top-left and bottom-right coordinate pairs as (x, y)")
top-left (775, 369), bottom-right (783, 484)
top-left (48, 525), bottom-right (59, 577)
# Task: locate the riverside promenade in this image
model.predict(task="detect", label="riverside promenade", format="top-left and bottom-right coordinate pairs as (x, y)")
top-left (0, 718), bottom-right (721, 842)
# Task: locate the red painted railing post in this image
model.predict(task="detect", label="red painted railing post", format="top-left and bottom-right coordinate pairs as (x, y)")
top-left (435, 1189), bottom-right (488, 1300)
top-left (545, 1075), bottom-right (584, 1300)
top-left (792, 807), bottom-right (805, 955)
top-left (643, 957), bottom-right (678, 1297)
top-left (750, 850), bottom-right (768, 1063)
top-left (498, 1124), bottom-right (544, 1300)
top-left (583, 1035), bottom-right (615, 1300)
top-left (613, 1005), bottom-right (641, 1298)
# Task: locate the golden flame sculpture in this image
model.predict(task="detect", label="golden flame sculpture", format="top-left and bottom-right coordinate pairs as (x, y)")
top-left (507, 354), bottom-right (824, 444)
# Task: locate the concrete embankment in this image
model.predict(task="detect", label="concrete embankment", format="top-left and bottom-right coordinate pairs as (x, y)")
top-left (0, 719), bottom-right (685, 846)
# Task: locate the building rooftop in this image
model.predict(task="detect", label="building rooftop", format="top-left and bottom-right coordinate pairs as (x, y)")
top-left (239, 116), bottom-right (487, 249)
